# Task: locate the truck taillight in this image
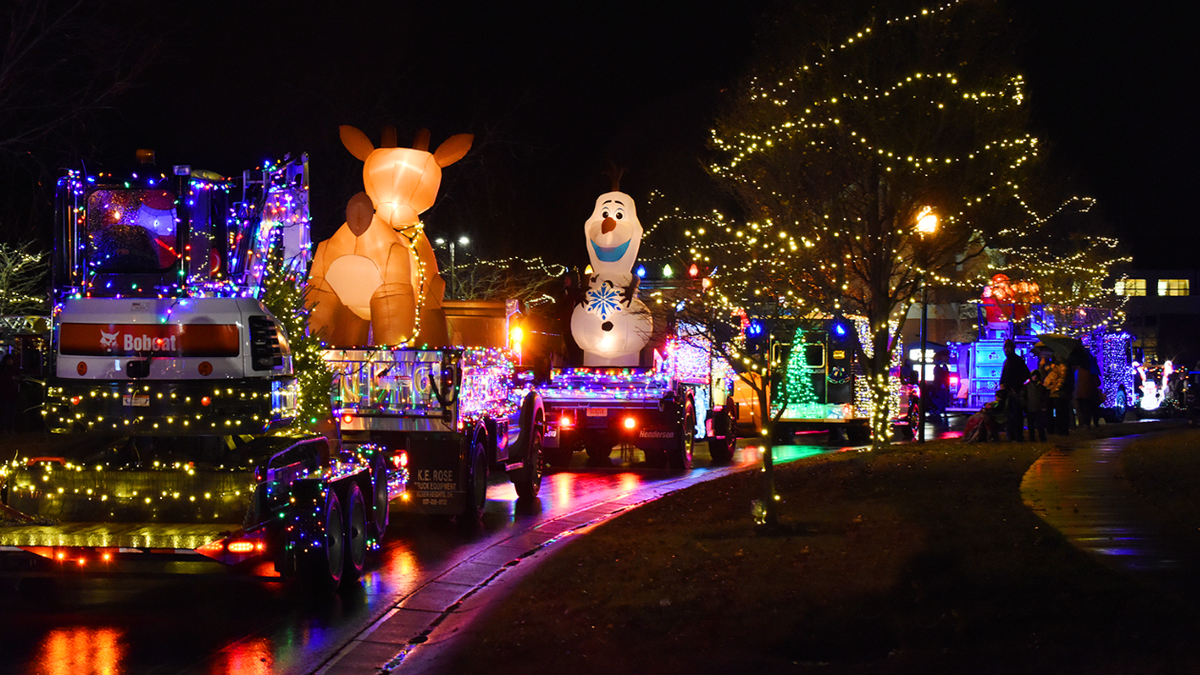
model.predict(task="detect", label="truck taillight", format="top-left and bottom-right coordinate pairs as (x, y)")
top-left (560, 415), bottom-right (573, 429)
top-left (392, 452), bottom-right (408, 468)
top-left (342, 413), bottom-right (353, 425)
top-left (623, 416), bottom-right (637, 430)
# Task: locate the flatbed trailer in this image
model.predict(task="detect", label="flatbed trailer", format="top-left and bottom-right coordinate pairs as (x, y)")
top-left (0, 437), bottom-right (405, 590)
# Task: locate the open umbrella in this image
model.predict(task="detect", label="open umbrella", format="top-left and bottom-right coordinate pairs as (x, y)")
top-left (1035, 334), bottom-right (1085, 364)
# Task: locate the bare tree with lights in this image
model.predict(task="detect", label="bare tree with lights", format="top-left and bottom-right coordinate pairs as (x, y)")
top-left (670, 1), bottom-right (1048, 524)
top-left (0, 241), bottom-right (47, 315)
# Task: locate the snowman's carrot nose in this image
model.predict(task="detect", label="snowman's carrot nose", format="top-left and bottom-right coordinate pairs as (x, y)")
top-left (602, 217), bottom-right (617, 234)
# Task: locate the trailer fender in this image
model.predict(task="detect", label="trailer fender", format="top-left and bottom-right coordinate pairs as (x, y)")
top-left (507, 390), bottom-right (544, 469)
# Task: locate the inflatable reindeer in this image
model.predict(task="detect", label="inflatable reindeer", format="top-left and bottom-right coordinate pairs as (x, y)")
top-left (307, 125), bottom-right (472, 347)
top-left (570, 178), bottom-right (653, 366)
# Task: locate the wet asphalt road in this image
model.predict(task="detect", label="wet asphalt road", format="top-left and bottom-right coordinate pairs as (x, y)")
top-left (0, 437), bottom-right (848, 675)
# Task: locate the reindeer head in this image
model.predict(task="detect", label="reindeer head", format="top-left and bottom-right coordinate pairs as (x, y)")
top-left (339, 125), bottom-right (473, 233)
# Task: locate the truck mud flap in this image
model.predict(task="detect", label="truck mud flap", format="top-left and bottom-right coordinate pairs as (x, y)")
top-left (402, 433), bottom-right (468, 515)
top-left (633, 427), bottom-right (679, 450)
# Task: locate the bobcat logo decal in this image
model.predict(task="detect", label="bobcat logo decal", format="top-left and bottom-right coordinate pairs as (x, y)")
top-left (100, 330), bottom-right (119, 350)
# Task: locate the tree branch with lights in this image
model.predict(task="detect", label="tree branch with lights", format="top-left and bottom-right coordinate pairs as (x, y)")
top-left (679, 0), bottom-right (1050, 456)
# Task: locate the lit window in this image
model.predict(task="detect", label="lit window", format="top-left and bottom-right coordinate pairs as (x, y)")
top-left (1115, 279), bottom-right (1146, 296)
top-left (1158, 279), bottom-right (1189, 296)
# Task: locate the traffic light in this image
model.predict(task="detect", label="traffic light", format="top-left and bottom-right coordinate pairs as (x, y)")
top-left (746, 319), bottom-right (767, 354)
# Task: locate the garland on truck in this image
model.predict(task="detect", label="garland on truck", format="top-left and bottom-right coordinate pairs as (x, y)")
top-left (262, 241), bottom-right (332, 434)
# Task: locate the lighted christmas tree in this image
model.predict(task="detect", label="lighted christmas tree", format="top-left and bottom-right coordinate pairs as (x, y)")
top-left (262, 240), bottom-right (333, 435)
top-left (779, 328), bottom-right (823, 418)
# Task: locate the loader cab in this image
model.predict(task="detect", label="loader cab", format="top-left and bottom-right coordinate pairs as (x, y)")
top-left (54, 165), bottom-right (231, 299)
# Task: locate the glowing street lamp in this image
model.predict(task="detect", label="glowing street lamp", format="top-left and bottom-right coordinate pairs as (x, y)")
top-left (435, 235), bottom-right (470, 299)
top-left (916, 207), bottom-right (937, 443)
top-left (916, 206), bottom-right (939, 235)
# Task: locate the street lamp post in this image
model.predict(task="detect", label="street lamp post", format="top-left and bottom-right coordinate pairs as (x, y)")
top-left (915, 207), bottom-right (938, 444)
top-left (435, 235), bottom-right (470, 299)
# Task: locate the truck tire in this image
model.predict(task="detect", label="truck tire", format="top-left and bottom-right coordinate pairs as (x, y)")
top-left (298, 486), bottom-right (344, 593)
top-left (343, 484), bottom-right (368, 582)
top-left (460, 439), bottom-right (488, 524)
top-left (668, 407), bottom-right (695, 471)
top-left (510, 413), bottom-right (544, 501)
top-left (708, 435), bottom-right (734, 463)
top-left (368, 452), bottom-right (390, 546)
top-left (707, 410), bottom-right (735, 463)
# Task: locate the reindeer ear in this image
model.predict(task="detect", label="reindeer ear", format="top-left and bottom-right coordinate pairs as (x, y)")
top-left (433, 134), bottom-right (473, 167)
top-left (339, 125), bottom-right (375, 161)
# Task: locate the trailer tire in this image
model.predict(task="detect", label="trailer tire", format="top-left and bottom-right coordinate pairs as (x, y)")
top-left (298, 487), bottom-right (344, 593)
top-left (343, 484), bottom-right (368, 582)
top-left (584, 432), bottom-right (613, 460)
top-left (511, 414), bottom-right (544, 501)
top-left (460, 439), bottom-right (488, 524)
top-left (668, 406), bottom-right (695, 471)
top-left (368, 452), bottom-right (390, 545)
top-left (546, 446), bottom-right (573, 469)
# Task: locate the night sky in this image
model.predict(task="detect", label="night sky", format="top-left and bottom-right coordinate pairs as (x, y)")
top-left (91, 1), bottom-right (1195, 270)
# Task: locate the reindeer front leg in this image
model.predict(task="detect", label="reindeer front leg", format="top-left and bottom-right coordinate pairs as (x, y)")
top-left (371, 242), bottom-right (418, 346)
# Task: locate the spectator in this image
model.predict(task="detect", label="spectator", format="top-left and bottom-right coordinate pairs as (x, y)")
top-left (999, 339), bottom-right (1029, 441)
top-left (1074, 352), bottom-right (1102, 429)
top-left (1025, 368), bottom-right (1048, 442)
top-left (0, 353), bottom-right (21, 433)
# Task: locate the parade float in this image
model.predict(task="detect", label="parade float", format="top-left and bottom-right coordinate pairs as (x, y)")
top-left (1, 154), bottom-right (405, 593)
top-left (315, 126), bottom-right (547, 518)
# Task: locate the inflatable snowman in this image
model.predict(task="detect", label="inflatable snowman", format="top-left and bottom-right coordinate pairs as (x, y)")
top-left (570, 190), bottom-right (653, 366)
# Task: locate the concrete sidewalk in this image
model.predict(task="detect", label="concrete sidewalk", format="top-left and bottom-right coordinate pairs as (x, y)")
top-left (1021, 433), bottom-right (1200, 601)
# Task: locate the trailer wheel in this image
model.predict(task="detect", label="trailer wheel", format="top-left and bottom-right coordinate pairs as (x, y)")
top-left (511, 415), bottom-right (544, 501)
top-left (299, 487), bottom-right (344, 593)
top-left (461, 439), bottom-right (488, 523)
top-left (546, 446), bottom-right (573, 469)
top-left (584, 432), bottom-right (613, 460)
top-left (368, 452), bottom-right (390, 545)
top-left (669, 406), bottom-right (695, 471)
top-left (343, 484), bottom-right (368, 582)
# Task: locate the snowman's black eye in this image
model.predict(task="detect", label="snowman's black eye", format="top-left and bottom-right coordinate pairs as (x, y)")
top-left (615, 212), bottom-right (623, 219)
top-left (602, 210), bottom-right (609, 218)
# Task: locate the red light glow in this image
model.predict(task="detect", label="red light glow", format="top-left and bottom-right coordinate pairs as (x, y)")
top-left (227, 541), bottom-right (255, 554)
top-left (559, 415), bottom-right (573, 429)
top-left (623, 416), bottom-right (636, 430)
top-left (201, 396), bottom-right (211, 407)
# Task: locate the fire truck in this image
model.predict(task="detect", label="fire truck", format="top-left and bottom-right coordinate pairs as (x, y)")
top-left (0, 155), bottom-right (402, 592)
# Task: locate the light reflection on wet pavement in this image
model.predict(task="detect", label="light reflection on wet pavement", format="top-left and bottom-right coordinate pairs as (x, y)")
top-left (0, 436), bottom-right (855, 675)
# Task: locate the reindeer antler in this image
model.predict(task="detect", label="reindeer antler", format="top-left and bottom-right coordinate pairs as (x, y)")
top-left (603, 161), bottom-right (625, 191)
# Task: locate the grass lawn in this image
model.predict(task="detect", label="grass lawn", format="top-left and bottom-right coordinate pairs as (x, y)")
top-left (443, 426), bottom-right (1200, 674)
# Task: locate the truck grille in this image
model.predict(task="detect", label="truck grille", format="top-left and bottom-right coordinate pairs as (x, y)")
top-left (249, 316), bottom-right (284, 370)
